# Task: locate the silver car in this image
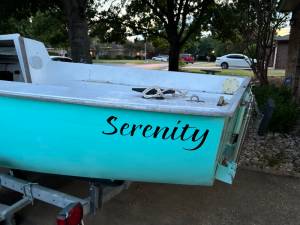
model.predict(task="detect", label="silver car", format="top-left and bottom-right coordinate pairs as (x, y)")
top-left (152, 55), bottom-right (169, 62)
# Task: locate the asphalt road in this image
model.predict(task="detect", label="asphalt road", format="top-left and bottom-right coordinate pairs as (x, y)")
top-left (0, 169), bottom-right (299, 225)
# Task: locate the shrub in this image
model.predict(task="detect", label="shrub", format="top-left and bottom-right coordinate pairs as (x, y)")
top-left (179, 60), bottom-right (186, 68)
top-left (252, 85), bottom-right (299, 133)
top-left (97, 55), bottom-right (113, 60)
top-left (115, 55), bottom-right (124, 60)
top-left (123, 55), bottom-right (135, 60)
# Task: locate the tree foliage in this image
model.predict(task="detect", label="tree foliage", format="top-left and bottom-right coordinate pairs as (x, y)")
top-left (122, 0), bottom-right (215, 71)
top-left (90, 3), bottom-right (128, 44)
top-left (29, 11), bottom-right (69, 48)
top-left (0, 0), bottom-right (57, 34)
top-left (150, 37), bottom-right (169, 54)
top-left (212, 0), bottom-right (289, 85)
top-left (0, 0), bottom-right (95, 63)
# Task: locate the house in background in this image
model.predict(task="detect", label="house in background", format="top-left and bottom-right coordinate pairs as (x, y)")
top-left (279, 0), bottom-right (300, 100)
top-left (270, 35), bottom-right (289, 70)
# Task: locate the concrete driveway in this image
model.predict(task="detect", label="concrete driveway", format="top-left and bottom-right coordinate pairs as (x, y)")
top-left (132, 63), bottom-right (169, 70)
top-left (132, 62), bottom-right (220, 71)
top-left (0, 169), bottom-right (299, 225)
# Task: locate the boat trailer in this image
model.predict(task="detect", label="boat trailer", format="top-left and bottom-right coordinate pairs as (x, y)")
top-left (0, 172), bottom-right (130, 225)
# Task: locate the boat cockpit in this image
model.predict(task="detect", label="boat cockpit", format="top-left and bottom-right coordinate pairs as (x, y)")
top-left (0, 40), bottom-right (24, 82)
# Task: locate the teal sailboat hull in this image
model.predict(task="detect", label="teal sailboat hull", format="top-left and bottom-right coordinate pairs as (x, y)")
top-left (0, 89), bottom-right (251, 185)
top-left (0, 34), bottom-right (252, 185)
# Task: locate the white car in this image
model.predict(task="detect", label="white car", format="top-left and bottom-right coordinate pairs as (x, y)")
top-left (216, 54), bottom-right (256, 69)
top-left (152, 55), bottom-right (169, 62)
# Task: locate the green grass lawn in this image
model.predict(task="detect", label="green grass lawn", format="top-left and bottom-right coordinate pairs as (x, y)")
top-left (93, 59), bottom-right (164, 64)
top-left (93, 59), bottom-right (286, 77)
top-left (182, 68), bottom-right (285, 77)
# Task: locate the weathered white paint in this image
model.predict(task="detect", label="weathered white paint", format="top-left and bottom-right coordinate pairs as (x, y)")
top-left (0, 34), bottom-right (251, 117)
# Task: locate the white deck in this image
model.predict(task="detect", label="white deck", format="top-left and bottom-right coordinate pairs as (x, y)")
top-left (0, 34), bottom-right (251, 117)
top-left (0, 77), bottom-right (248, 117)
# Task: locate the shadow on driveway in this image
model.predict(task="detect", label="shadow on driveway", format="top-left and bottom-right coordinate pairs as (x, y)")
top-left (0, 169), bottom-right (299, 225)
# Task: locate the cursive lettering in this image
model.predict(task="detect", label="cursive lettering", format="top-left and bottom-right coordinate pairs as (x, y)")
top-left (102, 116), bottom-right (209, 151)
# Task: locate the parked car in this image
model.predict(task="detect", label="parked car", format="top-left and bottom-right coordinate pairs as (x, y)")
top-left (215, 54), bottom-right (256, 69)
top-left (152, 55), bottom-right (169, 62)
top-left (50, 56), bottom-right (73, 62)
top-left (180, 54), bottom-right (194, 64)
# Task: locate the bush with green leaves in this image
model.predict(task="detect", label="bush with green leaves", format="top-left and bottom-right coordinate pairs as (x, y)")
top-left (179, 61), bottom-right (187, 68)
top-left (253, 85), bottom-right (299, 133)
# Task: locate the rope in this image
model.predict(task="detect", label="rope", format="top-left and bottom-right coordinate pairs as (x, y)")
top-left (141, 86), bottom-right (206, 104)
top-left (142, 87), bottom-right (188, 99)
top-left (142, 87), bottom-right (164, 99)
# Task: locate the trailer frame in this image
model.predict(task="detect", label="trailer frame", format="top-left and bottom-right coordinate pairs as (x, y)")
top-left (0, 172), bottom-right (130, 225)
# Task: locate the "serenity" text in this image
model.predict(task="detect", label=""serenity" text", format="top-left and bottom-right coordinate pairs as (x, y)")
top-left (101, 116), bottom-right (209, 151)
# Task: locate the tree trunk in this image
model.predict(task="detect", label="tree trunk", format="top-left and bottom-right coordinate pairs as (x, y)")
top-left (61, 0), bottom-right (92, 64)
top-left (168, 40), bottom-right (180, 71)
top-left (256, 70), bottom-right (269, 85)
top-left (256, 59), bottom-right (269, 85)
top-left (286, 9), bottom-right (300, 101)
top-left (251, 41), bottom-right (272, 86)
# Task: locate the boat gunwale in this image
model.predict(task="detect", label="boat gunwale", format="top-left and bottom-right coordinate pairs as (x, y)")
top-left (0, 77), bottom-right (251, 117)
